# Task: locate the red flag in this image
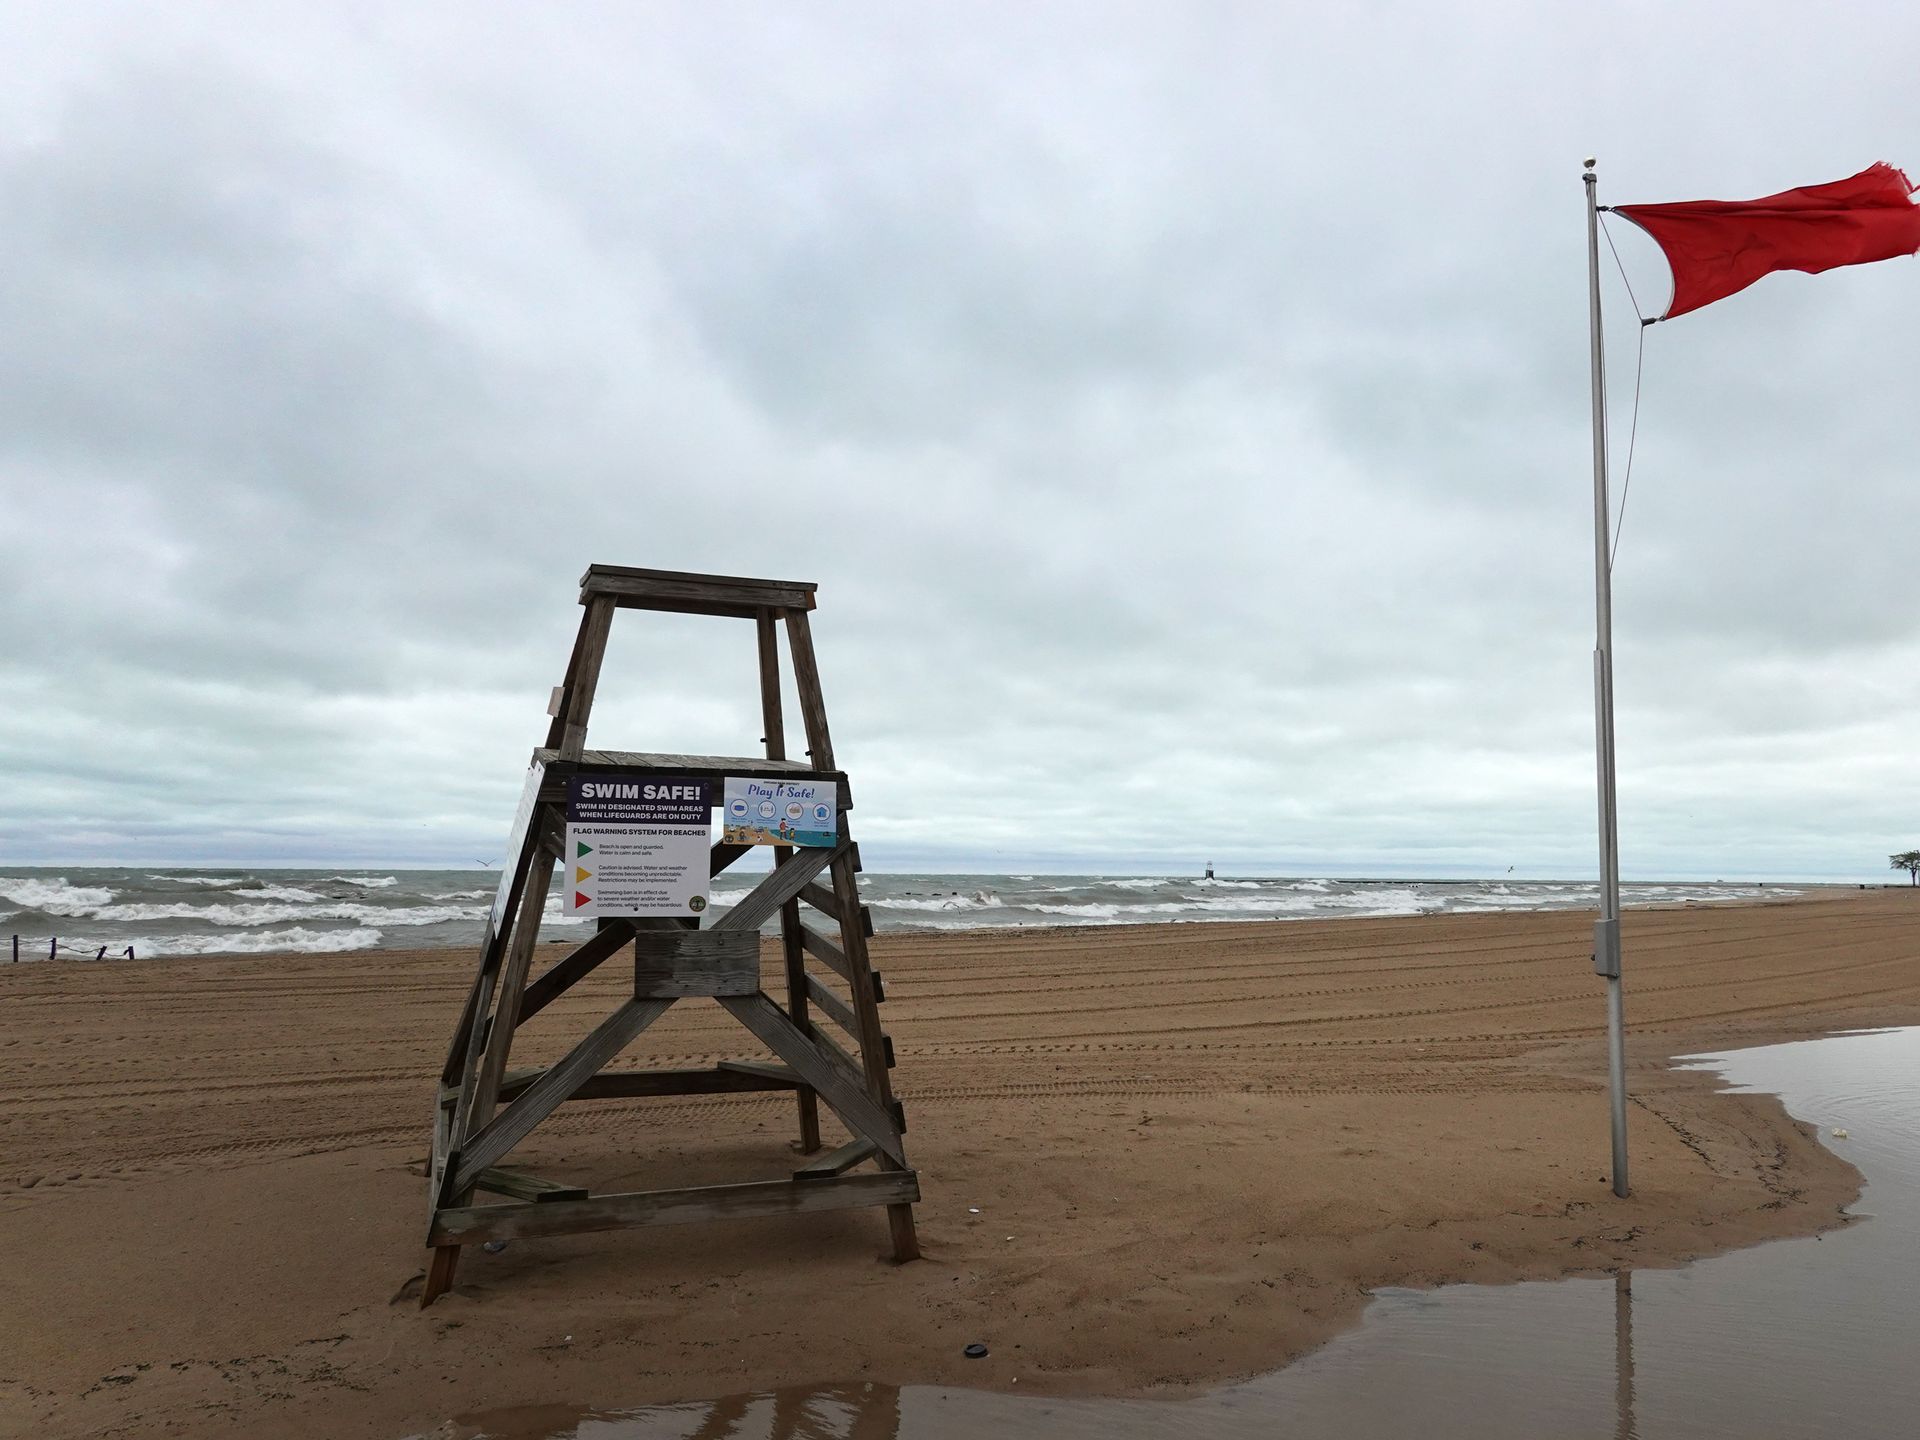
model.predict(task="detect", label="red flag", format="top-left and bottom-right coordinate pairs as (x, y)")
top-left (1613, 163), bottom-right (1920, 319)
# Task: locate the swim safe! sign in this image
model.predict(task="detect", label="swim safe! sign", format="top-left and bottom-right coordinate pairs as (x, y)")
top-left (564, 775), bottom-right (710, 918)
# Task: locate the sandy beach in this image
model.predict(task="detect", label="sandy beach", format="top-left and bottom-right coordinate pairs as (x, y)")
top-left (3, 888), bottom-right (1915, 1439)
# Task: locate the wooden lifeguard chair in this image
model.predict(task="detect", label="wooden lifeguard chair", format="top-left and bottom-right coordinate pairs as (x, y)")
top-left (423, 565), bottom-right (919, 1306)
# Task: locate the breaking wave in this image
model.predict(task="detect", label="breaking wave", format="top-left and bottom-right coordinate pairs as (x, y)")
top-left (876, 893), bottom-right (1006, 913)
top-left (132, 927), bottom-right (385, 957)
top-left (0, 877), bottom-right (116, 916)
top-left (27, 898), bottom-right (480, 929)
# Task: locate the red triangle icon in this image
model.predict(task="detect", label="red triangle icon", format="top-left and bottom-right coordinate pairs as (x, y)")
top-left (575, 891), bottom-right (592, 908)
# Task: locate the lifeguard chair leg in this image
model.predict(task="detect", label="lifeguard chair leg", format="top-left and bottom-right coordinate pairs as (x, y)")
top-left (422, 1243), bottom-right (460, 1307)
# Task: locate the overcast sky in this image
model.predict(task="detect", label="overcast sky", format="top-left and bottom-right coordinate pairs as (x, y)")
top-left (3, 2), bottom-right (1916, 880)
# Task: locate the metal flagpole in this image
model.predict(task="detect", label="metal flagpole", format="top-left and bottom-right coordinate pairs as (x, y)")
top-left (1584, 157), bottom-right (1629, 1198)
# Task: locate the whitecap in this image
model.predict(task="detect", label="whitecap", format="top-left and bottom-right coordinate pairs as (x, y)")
top-left (1186, 896), bottom-right (1320, 914)
top-left (537, 891), bottom-right (598, 917)
top-left (877, 894), bottom-right (1005, 913)
top-left (1026, 902), bottom-right (1122, 920)
top-left (1321, 888), bottom-right (1425, 912)
top-left (150, 874), bottom-right (245, 887)
top-left (0, 877), bottom-right (116, 915)
top-left (85, 900), bottom-right (484, 928)
top-left (333, 875), bottom-right (399, 889)
top-left (129, 927), bottom-right (384, 957)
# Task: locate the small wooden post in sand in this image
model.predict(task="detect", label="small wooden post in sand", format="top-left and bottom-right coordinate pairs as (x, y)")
top-left (422, 565), bottom-right (919, 1306)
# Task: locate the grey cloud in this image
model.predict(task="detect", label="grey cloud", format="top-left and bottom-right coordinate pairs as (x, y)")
top-left (2, 3), bottom-right (1917, 880)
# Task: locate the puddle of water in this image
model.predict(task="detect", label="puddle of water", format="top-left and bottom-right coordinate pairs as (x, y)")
top-left (424, 1026), bottom-right (1920, 1440)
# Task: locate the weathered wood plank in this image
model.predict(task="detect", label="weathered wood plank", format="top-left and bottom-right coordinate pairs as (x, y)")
top-left (498, 1065), bottom-right (804, 1102)
top-left (591, 595), bottom-right (790, 620)
top-left (808, 1019), bottom-right (865, 1083)
top-left (798, 880), bottom-right (842, 922)
top-left (538, 749), bottom-right (840, 777)
top-left (558, 595), bottom-right (616, 760)
top-left (784, 608), bottom-right (835, 767)
top-left (440, 764), bottom-right (550, 1085)
top-left (715, 1059), bottom-right (806, 1086)
top-left (431, 1081), bottom-right (453, 1175)
top-left (826, 842), bottom-right (921, 1261)
top-left (518, 921), bottom-right (635, 1024)
top-left (712, 845), bottom-right (843, 933)
top-left (793, 1138), bottom-right (878, 1181)
top-left (431, 1171), bottom-right (918, 1246)
top-left (447, 998), bottom-right (672, 1198)
top-left (537, 806), bottom-right (566, 856)
top-left (779, 883), bottom-right (830, 1147)
top-left (474, 1167), bottom-right (589, 1204)
top-left (804, 972), bottom-right (859, 1040)
top-left (756, 610), bottom-right (787, 761)
top-left (544, 600), bottom-right (600, 751)
top-left (779, 889), bottom-right (821, 1155)
top-left (466, 827), bottom-right (561, 1132)
top-left (579, 566), bottom-right (817, 616)
top-left (780, 931), bottom-right (826, 1145)
top-left (830, 849), bottom-right (898, 1107)
top-left (422, 1244), bottom-right (460, 1309)
top-left (583, 563), bottom-right (816, 591)
top-left (493, 1067), bottom-right (542, 1096)
top-left (799, 923), bottom-right (851, 981)
top-left (634, 929), bottom-right (761, 997)
top-left (759, 610), bottom-right (822, 1152)
top-left (719, 993), bottom-right (905, 1165)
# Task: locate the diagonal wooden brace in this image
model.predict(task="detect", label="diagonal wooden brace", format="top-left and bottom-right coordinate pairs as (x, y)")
top-left (719, 993), bottom-right (906, 1166)
top-left (711, 844), bottom-right (845, 933)
top-left (444, 998), bottom-right (672, 1201)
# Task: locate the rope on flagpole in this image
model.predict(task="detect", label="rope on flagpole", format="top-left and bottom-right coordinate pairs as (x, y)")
top-left (1609, 322), bottom-right (1645, 569)
top-left (1599, 212), bottom-right (1648, 570)
top-left (1599, 211), bottom-right (1646, 320)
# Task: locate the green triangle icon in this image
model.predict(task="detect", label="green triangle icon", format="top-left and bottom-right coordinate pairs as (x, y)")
top-left (576, 840), bottom-right (593, 858)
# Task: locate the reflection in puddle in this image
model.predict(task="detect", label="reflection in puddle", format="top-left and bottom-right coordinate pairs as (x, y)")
top-left (428, 1027), bottom-right (1920, 1440)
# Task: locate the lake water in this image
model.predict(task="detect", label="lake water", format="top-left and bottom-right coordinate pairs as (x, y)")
top-left (419, 1026), bottom-right (1920, 1439)
top-left (2, 866), bottom-right (1807, 958)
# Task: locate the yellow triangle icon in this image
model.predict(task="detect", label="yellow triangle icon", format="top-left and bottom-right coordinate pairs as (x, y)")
top-left (575, 866), bottom-right (592, 883)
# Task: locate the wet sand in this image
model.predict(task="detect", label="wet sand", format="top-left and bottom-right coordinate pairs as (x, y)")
top-left (2, 889), bottom-right (1914, 1438)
